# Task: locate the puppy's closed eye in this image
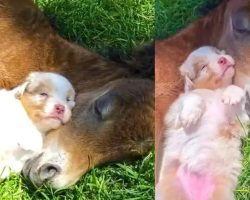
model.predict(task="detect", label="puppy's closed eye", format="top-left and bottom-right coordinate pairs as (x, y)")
top-left (39, 92), bottom-right (48, 98)
top-left (200, 65), bottom-right (207, 71)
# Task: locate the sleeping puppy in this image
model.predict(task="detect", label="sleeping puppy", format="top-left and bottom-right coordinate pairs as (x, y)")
top-left (156, 46), bottom-right (248, 200)
top-left (0, 72), bottom-right (75, 179)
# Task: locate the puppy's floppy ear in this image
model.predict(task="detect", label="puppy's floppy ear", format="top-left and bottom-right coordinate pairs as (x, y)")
top-left (179, 60), bottom-right (195, 80)
top-left (14, 80), bottom-right (30, 99)
top-left (184, 76), bottom-right (194, 92)
top-left (13, 72), bottom-right (37, 99)
top-left (180, 59), bottom-right (195, 92)
top-left (220, 50), bottom-right (226, 55)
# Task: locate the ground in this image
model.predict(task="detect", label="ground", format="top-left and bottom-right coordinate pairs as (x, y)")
top-left (0, 0), bottom-right (154, 199)
top-left (157, 0), bottom-right (250, 199)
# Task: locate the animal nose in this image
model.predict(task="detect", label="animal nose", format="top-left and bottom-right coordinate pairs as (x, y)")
top-left (218, 56), bottom-right (228, 66)
top-left (39, 163), bottom-right (61, 182)
top-left (54, 104), bottom-right (65, 114)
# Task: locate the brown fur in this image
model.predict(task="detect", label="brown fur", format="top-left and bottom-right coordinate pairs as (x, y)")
top-left (155, 0), bottom-right (250, 181)
top-left (0, 0), bottom-right (154, 187)
top-left (0, 0), bottom-right (132, 91)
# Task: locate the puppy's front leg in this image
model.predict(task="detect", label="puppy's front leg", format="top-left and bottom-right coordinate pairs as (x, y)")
top-left (165, 93), bottom-right (204, 129)
top-left (221, 85), bottom-right (245, 105)
top-left (221, 85), bottom-right (249, 138)
top-left (179, 93), bottom-right (205, 128)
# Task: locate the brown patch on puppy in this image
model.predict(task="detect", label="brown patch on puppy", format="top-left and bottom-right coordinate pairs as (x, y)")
top-left (20, 93), bottom-right (47, 124)
top-left (220, 122), bottom-right (245, 140)
top-left (220, 124), bottom-right (236, 140)
top-left (19, 78), bottom-right (53, 124)
top-left (26, 79), bottom-right (53, 95)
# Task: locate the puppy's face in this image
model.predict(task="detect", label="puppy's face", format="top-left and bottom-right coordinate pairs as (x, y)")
top-left (16, 72), bottom-right (76, 132)
top-left (180, 46), bottom-right (235, 91)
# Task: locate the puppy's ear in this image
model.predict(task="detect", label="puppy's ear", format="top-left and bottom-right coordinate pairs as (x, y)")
top-left (179, 61), bottom-right (195, 80)
top-left (14, 80), bottom-right (30, 99)
top-left (220, 50), bottom-right (226, 55)
top-left (184, 76), bottom-right (194, 92)
top-left (14, 72), bottom-right (40, 99)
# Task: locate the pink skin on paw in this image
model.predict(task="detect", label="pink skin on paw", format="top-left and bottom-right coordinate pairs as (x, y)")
top-left (177, 167), bottom-right (215, 200)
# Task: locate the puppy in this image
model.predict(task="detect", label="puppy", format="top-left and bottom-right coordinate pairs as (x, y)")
top-left (0, 72), bottom-right (75, 179)
top-left (156, 46), bottom-right (248, 200)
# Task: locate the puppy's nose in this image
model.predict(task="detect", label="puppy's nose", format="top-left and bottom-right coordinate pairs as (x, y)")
top-left (54, 104), bottom-right (65, 115)
top-left (39, 163), bottom-right (61, 182)
top-left (218, 56), bottom-right (228, 66)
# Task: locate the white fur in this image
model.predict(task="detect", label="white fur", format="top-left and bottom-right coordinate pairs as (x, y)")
top-left (0, 89), bottom-right (43, 178)
top-left (0, 72), bottom-right (75, 179)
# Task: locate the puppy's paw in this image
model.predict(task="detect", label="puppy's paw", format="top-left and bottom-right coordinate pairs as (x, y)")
top-left (222, 85), bottom-right (245, 105)
top-left (180, 107), bottom-right (203, 128)
top-left (180, 94), bottom-right (204, 128)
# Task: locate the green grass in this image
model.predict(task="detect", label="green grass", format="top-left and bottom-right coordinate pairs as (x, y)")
top-left (157, 0), bottom-right (250, 199)
top-left (0, 153), bottom-right (154, 200)
top-left (156, 0), bottom-right (220, 39)
top-left (236, 137), bottom-right (250, 199)
top-left (0, 0), bottom-right (155, 199)
top-left (34, 0), bottom-right (154, 56)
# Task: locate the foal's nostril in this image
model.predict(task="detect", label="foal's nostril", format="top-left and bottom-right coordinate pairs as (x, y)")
top-left (39, 163), bottom-right (61, 182)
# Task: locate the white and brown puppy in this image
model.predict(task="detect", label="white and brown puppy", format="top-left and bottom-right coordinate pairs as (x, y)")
top-left (0, 72), bottom-right (75, 179)
top-left (156, 46), bottom-right (249, 200)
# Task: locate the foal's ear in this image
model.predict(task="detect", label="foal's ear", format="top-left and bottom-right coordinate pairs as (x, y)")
top-left (92, 92), bottom-right (117, 120)
top-left (184, 76), bottom-right (194, 92)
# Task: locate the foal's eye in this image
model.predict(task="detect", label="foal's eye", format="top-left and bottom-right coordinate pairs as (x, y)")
top-left (66, 97), bottom-right (71, 102)
top-left (40, 92), bottom-right (48, 97)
